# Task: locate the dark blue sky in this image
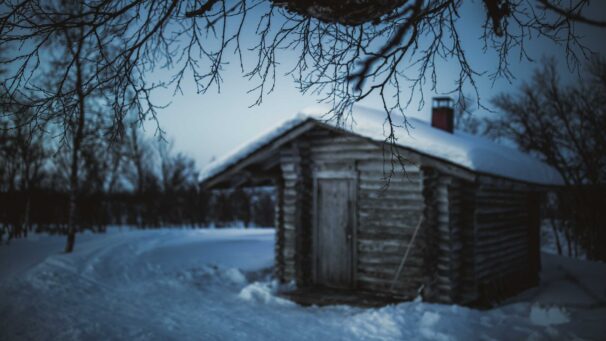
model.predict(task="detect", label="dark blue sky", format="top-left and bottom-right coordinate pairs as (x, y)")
top-left (145, 2), bottom-right (606, 168)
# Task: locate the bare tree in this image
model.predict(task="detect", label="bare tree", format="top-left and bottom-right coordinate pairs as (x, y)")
top-left (157, 141), bottom-right (197, 193)
top-left (157, 141), bottom-right (199, 224)
top-left (0, 102), bottom-right (48, 240)
top-left (1, 1), bottom-right (605, 247)
top-left (125, 123), bottom-right (157, 196)
top-left (5, 0), bottom-right (131, 251)
top-left (1, 1), bottom-right (604, 128)
top-left (487, 57), bottom-right (606, 260)
top-left (488, 57), bottom-right (606, 187)
top-left (0, 0), bottom-right (602, 194)
top-left (12, 108), bottom-right (47, 236)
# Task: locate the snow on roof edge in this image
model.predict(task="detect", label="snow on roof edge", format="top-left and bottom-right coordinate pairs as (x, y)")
top-left (201, 105), bottom-right (564, 187)
top-left (200, 114), bottom-right (310, 184)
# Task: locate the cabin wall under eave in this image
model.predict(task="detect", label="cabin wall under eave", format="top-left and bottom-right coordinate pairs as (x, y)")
top-left (473, 176), bottom-right (541, 303)
top-left (274, 127), bottom-right (541, 305)
top-left (276, 145), bottom-right (309, 283)
top-left (308, 134), bottom-right (426, 297)
top-left (447, 176), bottom-right (478, 304)
top-left (274, 174), bottom-right (285, 281)
top-left (421, 167), bottom-right (477, 305)
top-left (275, 128), bottom-right (428, 297)
top-left (354, 158), bottom-right (425, 297)
top-left (276, 129), bottom-right (334, 284)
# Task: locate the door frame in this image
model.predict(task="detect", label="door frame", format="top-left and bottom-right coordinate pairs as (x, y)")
top-left (311, 163), bottom-right (358, 288)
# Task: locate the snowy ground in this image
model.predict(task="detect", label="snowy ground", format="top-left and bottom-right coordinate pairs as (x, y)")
top-left (1, 228), bottom-right (605, 340)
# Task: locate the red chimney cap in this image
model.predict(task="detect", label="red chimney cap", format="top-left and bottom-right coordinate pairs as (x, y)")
top-left (431, 97), bottom-right (454, 133)
top-left (432, 97), bottom-right (453, 108)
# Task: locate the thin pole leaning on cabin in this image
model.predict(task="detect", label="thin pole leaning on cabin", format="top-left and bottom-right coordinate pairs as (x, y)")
top-left (390, 215), bottom-right (425, 291)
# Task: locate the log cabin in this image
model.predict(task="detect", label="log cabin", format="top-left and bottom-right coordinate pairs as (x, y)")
top-left (200, 98), bottom-right (563, 307)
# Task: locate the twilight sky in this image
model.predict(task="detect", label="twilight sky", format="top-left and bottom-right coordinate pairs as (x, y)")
top-left (144, 2), bottom-right (606, 170)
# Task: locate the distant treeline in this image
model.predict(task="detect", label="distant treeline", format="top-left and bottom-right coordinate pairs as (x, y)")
top-left (543, 186), bottom-right (606, 261)
top-left (0, 109), bottom-right (275, 243)
top-left (0, 187), bottom-right (275, 240)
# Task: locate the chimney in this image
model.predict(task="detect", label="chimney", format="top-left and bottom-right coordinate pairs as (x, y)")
top-left (431, 97), bottom-right (454, 133)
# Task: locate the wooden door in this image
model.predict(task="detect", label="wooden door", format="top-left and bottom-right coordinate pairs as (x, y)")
top-left (314, 177), bottom-right (356, 289)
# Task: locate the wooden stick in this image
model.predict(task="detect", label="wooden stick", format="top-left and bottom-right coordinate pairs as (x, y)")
top-left (390, 215), bottom-right (425, 291)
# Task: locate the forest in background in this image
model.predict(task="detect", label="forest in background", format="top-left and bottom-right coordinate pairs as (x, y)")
top-left (0, 115), bottom-right (275, 243)
top-left (0, 1), bottom-right (604, 256)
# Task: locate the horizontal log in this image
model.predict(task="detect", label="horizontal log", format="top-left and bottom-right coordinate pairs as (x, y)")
top-left (281, 249), bottom-right (295, 258)
top-left (475, 198), bottom-right (529, 207)
top-left (475, 251), bottom-right (528, 271)
top-left (359, 180), bottom-right (423, 191)
top-left (282, 175), bottom-right (299, 183)
top-left (359, 210), bottom-right (423, 222)
top-left (476, 212), bottom-right (528, 224)
top-left (475, 207), bottom-right (529, 215)
top-left (283, 180), bottom-right (298, 189)
top-left (357, 274), bottom-right (424, 292)
top-left (475, 216), bottom-right (528, 229)
top-left (357, 230), bottom-right (418, 241)
top-left (475, 258), bottom-right (529, 280)
top-left (283, 214), bottom-right (298, 224)
top-left (310, 144), bottom-right (380, 154)
top-left (357, 219), bottom-right (423, 230)
top-left (358, 202), bottom-right (425, 211)
top-left (359, 169), bottom-right (423, 181)
top-left (283, 234), bottom-right (296, 245)
top-left (475, 257), bottom-right (522, 273)
top-left (476, 189), bottom-right (529, 199)
top-left (357, 160), bottom-right (420, 172)
top-left (358, 264), bottom-right (425, 278)
top-left (311, 136), bottom-right (366, 145)
top-left (358, 191), bottom-right (424, 201)
top-left (475, 238), bottom-right (529, 256)
top-left (358, 239), bottom-right (410, 253)
top-left (309, 151), bottom-right (389, 161)
top-left (475, 227), bottom-right (529, 242)
top-left (282, 248), bottom-right (295, 258)
top-left (477, 175), bottom-right (535, 190)
top-left (282, 206), bottom-right (297, 216)
top-left (357, 248), bottom-right (426, 261)
top-left (358, 255), bottom-right (426, 268)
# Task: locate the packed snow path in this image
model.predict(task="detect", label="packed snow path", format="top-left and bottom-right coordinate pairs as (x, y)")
top-left (1, 228), bottom-right (605, 340)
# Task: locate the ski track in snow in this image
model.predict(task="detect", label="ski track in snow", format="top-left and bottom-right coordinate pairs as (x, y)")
top-left (1, 228), bottom-right (605, 340)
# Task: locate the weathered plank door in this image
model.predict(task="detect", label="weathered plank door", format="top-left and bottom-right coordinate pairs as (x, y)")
top-left (313, 170), bottom-right (356, 289)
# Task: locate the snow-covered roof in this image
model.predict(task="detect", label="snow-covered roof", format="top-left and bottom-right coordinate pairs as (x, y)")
top-left (201, 105), bottom-right (564, 186)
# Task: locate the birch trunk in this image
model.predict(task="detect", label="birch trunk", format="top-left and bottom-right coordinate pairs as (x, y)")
top-left (65, 32), bottom-right (86, 253)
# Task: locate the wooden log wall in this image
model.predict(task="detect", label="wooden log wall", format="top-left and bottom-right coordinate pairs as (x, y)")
top-left (420, 167), bottom-right (440, 301)
top-left (448, 177), bottom-right (477, 304)
top-left (433, 173), bottom-right (459, 303)
top-left (278, 148), bottom-right (298, 282)
top-left (274, 175), bottom-right (285, 281)
top-left (312, 136), bottom-right (427, 297)
top-left (422, 172), bottom-right (539, 305)
top-left (273, 126), bottom-right (539, 306)
top-left (276, 129), bottom-right (333, 284)
top-left (420, 167), bottom-right (478, 304)
top-left (473, 176), bottom-right (540, 304)
top-left (275, 127), bottom-right (428, 297)
top-left (293, 140), bottom-right (313, 287)
top-left (355, 157), bottom-right (425, 297)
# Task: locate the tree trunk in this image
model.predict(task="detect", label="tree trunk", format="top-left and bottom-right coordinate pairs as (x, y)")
top-left (549, 217), bottom-right (563, 255)
top-left (65, 35), bottom-right (86, 253)
top-left (565, 228), bottom-right (573, 257)
top-left (22, 196), bottom-right (31, 235)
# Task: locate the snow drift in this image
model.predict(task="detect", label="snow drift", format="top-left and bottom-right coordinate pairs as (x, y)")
top-left (1, 227), bottom-right (605, 340)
